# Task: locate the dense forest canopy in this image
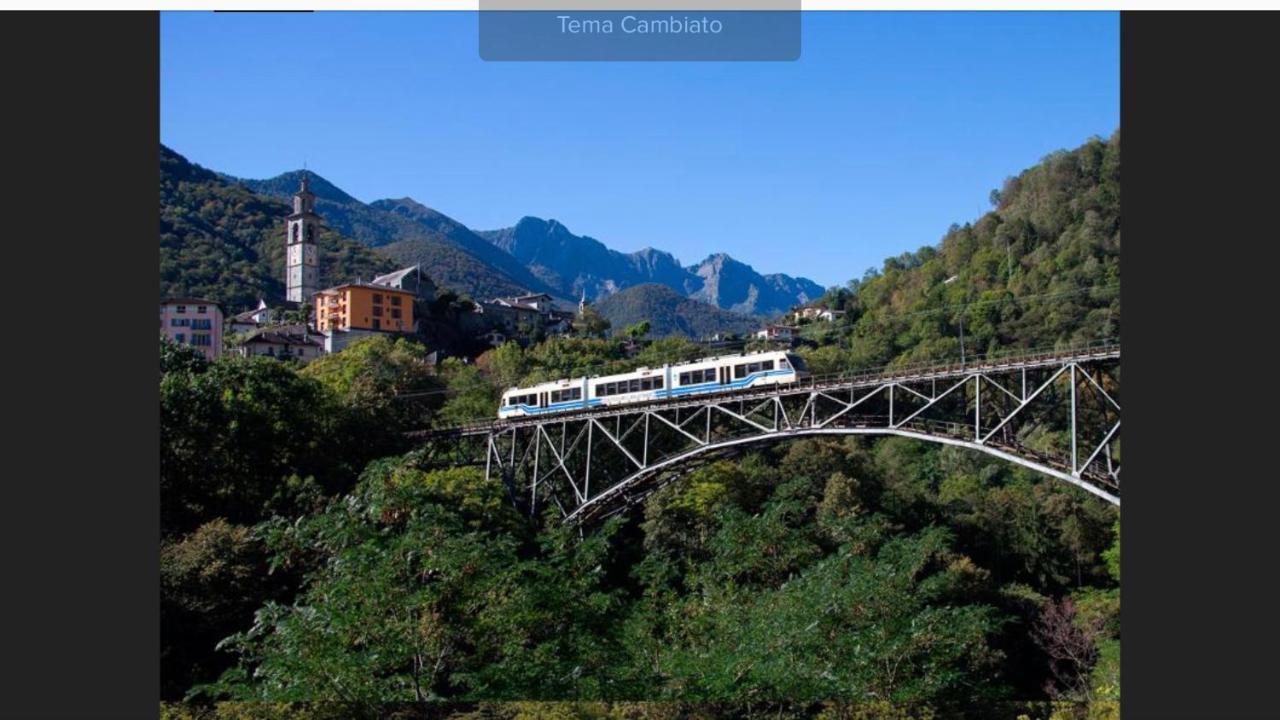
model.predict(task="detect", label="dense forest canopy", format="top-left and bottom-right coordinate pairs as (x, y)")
top-left (161, 134), bottom-right (1120, 719)
top-left (793, 132), bottom-right (1119, 373)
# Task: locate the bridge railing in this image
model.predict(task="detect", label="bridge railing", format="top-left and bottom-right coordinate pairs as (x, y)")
top-left (419, 338), bottom-right (1120, 436)
top-left (799, 337), bottom-right (1120, 389)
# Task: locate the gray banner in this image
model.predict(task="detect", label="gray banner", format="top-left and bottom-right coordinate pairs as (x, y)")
top-left (479, 10), bottom-right (801, 61)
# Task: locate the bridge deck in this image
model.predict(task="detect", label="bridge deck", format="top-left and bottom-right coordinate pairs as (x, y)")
top-left (414, 341), bottom-right (1120, 439)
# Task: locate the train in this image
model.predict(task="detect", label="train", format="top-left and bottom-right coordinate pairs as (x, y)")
top-left (497, 350), bottom-right (811, 419)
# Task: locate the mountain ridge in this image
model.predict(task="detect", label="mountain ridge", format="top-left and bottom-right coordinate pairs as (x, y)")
top-left (479, 217), bottom-right (823, 316)
top-left (174, 147), bottom-right (828, 318)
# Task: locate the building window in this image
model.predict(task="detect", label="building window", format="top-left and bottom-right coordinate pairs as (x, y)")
top-left (176, 305), bottom-right (186, 314)
top-left (175, 333), bottom-right (185, 344)
top-left (390, 308), bottom-right (401, 319)
top-left (390, 296), bottom-right (402, 307)
top-left (373, 294), bottom-right (383, 304)
top-left (372, 318), bottom-right (381, 330)
top-left (191, 333), bottom-right (211, 347)
top-left (197, 306), bottom-right (207, 314)
top-left (372, 306), bottom-right (383, 317)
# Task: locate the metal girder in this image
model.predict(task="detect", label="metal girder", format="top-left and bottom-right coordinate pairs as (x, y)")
top-left (419, 343), bottom-right (1121, 524)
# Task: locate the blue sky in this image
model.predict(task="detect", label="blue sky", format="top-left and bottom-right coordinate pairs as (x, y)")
top-left (160, 11), bottom-right (1118, 288)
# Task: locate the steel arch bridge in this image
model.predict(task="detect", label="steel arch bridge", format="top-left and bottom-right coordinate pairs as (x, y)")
top-left (414, 342), bottom-right (1120, 524)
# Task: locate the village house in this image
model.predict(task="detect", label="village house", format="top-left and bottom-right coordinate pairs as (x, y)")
top-left (462, 292), bottom-right (575, 345)
top-left (371, 265), bottom-right (437, 301)
top-left (793, 306), bottom-right (845, 323)
top-left (754, 324), bottom-right (796, 342)
top-left (314, 282), bottom-right (416, 353)
top-left (227, 299), bottom-right (276, 335)
top-left (160, 298), bottom-right (224, 359)
top-left (230, 324), bottom-right (324, 363)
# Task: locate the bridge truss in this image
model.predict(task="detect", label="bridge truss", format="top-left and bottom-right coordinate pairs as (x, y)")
top-left (415, 343), bottom-right (1120, 524)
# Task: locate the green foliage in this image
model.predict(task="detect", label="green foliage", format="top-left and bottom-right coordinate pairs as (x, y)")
top-left (594, 284), bottom-right (758, 339)
top-left (436, 358), bottom-right (501, 427)
top-left (623, 321), bottom-right (651, 339)
top-left (574, 305), bottom-right (612, 339)
top-left (205, 462), bottom-right (631, 703)
top-left (808, 132), bottom-right (1120, 371)
top-left (300, 334), bottom-right (440, 435)
top-left (477, 341), bottom-right (529, 391)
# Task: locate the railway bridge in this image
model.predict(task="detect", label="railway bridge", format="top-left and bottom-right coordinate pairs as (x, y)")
top-left (413, 341), bottom-right (1120, 524)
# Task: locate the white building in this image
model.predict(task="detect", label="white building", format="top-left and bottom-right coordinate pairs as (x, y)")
top-left (232, 324), bottom-right (324, 363)
top-left (755, 324), bottom-right (796, 341)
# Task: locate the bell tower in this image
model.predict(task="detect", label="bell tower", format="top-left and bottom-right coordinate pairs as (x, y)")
top-left (286, 173), bottom-right (320, 305)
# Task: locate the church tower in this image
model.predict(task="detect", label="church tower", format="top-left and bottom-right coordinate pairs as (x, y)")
top-left (286, 174), bottom-right (320, 305)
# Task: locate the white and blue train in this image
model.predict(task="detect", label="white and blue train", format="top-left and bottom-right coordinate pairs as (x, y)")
top-left (498, 350), bottom-right (810, 419)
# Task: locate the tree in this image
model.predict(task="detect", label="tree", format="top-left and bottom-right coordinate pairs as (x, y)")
top-left (435, 358), bottom-right (500, 427)
top-left (206, 463), bottom-right (632, 702)
top-left (1032, 596), bottom-right (1105, 701)
top-left (301, 334), bottom-right (440, 439)
top-left (574, 305), bottom-right (611, 339)
top-left (478, 341), bottom-right (528, 391)
top-left (624, 321), bottom-right (651, 340)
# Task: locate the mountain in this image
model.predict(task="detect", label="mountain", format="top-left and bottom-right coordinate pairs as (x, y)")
top-left (593, 284), bottom-right (760, 339)
top-left (160, 145), bottom-right (394, 311)
top-left (236, 173), bottom-right (564, 303)
top-left (178, 152), bottom-right (823, 315)
top-left (479, 217), bottom-right (824, 316)
top-left (687, 253), bottom-right (824, 316)
top-left (479, 217), bottom-right (691, 301)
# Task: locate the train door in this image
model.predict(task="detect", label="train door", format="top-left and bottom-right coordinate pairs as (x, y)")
top-left (539, 392), bottom-right (548, 408)
top-left (719, 366), bottom-right (730, 385)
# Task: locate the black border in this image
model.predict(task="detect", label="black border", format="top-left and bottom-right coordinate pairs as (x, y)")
top-left (1122, 10), bottom-right (1280, 720)
top-left (3, 11), bottom-right (159, 720)
top-left (5, 8), bottom-right (1280, 719)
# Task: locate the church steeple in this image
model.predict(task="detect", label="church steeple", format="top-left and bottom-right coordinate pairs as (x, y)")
top-left (286, 172), bottom-right (321, 305)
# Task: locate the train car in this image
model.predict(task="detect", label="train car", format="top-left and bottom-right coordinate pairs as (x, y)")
top-left (498, 350), bottom-right (810, 419)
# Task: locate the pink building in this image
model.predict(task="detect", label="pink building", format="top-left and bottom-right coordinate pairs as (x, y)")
top-left (160, 298), bottom-right (224, 359)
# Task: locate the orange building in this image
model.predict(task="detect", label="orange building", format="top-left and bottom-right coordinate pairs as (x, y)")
top-left (314, 282), bottom-right (415, 334)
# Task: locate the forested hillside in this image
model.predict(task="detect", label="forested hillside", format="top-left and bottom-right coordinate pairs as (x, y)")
top-left (799, 132), bottom-right (1120, 373)
top-left (160, 146), bottom-right (394, 311)
top-left (162, 134), bottom-right (1120, 719)
top-left (594, 283), bottom-right (759, 338)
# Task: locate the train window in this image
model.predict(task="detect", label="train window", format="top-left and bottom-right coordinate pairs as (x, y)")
top-left (655, 377), bottom-right (664, 389)
top-left (762, 360), bottom-right (774, 371)
top-left (735, 364), bottom-right (747, 379)
top-left (778, 358), bottom-right (789, 369)
top-left (629, 379), bottom-right (640, 393)
top-left (571, 388), bottom-right (582, 400)
top-left (640, 378), bottom-right (651, 391)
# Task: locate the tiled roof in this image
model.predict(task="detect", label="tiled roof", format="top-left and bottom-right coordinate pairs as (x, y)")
top-left (239, 324), bottom-right (323, 347)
